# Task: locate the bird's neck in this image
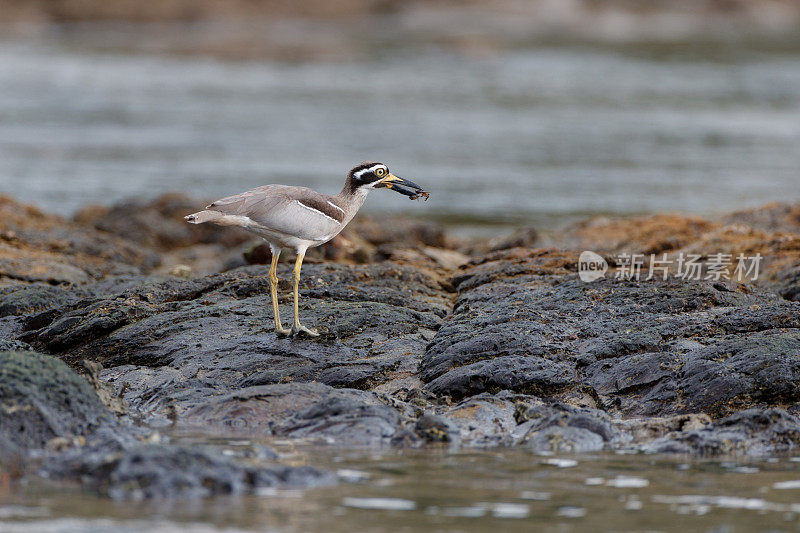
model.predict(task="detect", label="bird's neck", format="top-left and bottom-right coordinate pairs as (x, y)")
top-left (333, 185), bottom-right (369, 225)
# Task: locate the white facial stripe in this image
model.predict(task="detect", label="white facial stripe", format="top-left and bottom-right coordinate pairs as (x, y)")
top-left (354, 164), bottom-right (386, 179)
top-left (294, 200), bottom-right (340, 224)
top-left (326, 200), bottom-right (345, 214)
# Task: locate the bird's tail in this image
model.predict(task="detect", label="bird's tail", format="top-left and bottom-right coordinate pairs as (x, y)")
top-left (184, 210), bottom-right (224, 224)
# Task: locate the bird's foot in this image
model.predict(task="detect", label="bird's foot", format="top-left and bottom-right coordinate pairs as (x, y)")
top-left (274, 324), bottom-right (292, 337)
top-left (291, 323), bottom-right (320, 337)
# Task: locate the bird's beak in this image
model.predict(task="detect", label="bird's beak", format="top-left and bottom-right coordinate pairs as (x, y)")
top-left (375, 174), bottom-right (429, 200)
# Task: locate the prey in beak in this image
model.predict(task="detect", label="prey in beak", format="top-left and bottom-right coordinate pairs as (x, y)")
top-left (375, 173), bottom-right (430, 201)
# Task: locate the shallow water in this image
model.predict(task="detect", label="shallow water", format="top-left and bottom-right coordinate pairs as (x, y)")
top-left (4, 440), bottom-right (800, 532)
top-left (1, 27), bottom-right (800, 235)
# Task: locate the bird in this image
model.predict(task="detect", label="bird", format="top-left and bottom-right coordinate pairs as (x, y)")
top-left (184, 162), bottom-right (429, 337)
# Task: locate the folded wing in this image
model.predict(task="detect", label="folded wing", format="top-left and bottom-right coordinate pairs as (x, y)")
top-left (204, 185), bottom-right (343, 242)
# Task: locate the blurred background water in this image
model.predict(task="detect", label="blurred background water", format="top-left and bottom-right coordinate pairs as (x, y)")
top-left (1, 13), bottom-right (799, 237)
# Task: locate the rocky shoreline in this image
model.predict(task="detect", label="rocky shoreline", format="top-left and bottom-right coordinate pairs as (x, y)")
top-left (1, 194), bottom-right (799, 498)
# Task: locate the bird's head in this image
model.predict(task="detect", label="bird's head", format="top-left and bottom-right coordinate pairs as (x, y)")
top-left (347, 162), bottom-right (429, 200)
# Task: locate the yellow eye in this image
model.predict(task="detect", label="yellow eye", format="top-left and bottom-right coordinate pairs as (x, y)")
top-left (375, 168), bottom-right (386, 177)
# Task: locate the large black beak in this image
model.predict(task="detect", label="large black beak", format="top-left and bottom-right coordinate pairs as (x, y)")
top-left (375, 173), bottom-right (430, 201)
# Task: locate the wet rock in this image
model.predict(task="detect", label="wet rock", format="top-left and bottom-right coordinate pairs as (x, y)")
top-left (6, 194), bottom-right (800, 462)
top-left (525, 426), bottom-right (605, 453)
top-left (179, 382), bottom-right (406, 446)
top-left (0, 434), bottom-right (21, 471)
top-left (21, 263), bottom-right (448, 388)
top-left (515, 401), bottom-right (621, 453)
top-left (640, 408), bottom-right (800, 456)
top-left (0, 351), bottom-right (114, 449)
top-left (0, 350), bottom-right (339, 498)
top-left (424, 355), bottom-right (575, 401)
top-left (421, 247), bottom-right (800, 418)
top-left (437, 394), bottom-right (520, 447)
top-left (414, 414), bottom-right (460, 443)
top-left (280, 392), bottom-right (404, 445)
top-left (49, 444), bottom-right (335, 499)
top-left (678, 331), bottom-right (800, 414)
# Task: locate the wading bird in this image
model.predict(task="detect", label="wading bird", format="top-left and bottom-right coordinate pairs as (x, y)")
top-left (185, 162), bottom-right (428, 337)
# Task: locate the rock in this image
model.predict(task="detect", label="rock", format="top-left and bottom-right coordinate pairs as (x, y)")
top-left (74, 194), bottom-right (255, 277)
top-left (48, 444), bottom-right (335, 500)
top-left (279, 390), bottom-right (405, 445)
top-left (73, 193), bottom-right (249, 251)
top-left (0, 285), bottom-right (79, 318)
top-left (720, 201), bottom-right (800, 234)
top-left (0, 434), bottom-right (21, 472)
top-left (524, 426), bottom-right (605, 453)
top-left (378, 246), bottom-right (470, 273)
top-left (553, 213), bottom-right (718, 256)
top-left (180, 382), bottom-right (406, 446)
top-left (169, 264), bottom-right (193, 278)
top-left (244, 230), bottom-right (377, 267)
top-left (6, 263), bottom-right (448, 437)
top-left (0, 339), bottom-right (32, 352)
top-left (351, 215), bottom-right (455, 249)
top-left (0, 196), bottom-right (159, 285)
top-left (421, 247), bottom-right (800, 418)
top-left (436, 393), bottom-right (520, 447)
top-left (515, 402), bottom-right (620, 453)
top-left (0, 350), bottom-right (339, 498)
top-left (550, 208), bottom-right (800, 301)
top-left (20, 264), bottom-right (448, 386)
top-left (414, 414), bottom-right (460, 443)
top-left (640, 408), bottom-right (800, 456)
top-left (0, 351), bottom-right (114, 449)
top-left (5, 194), bottom-right (800, 464)
top-left (465, 226), bottom-right (539, 255)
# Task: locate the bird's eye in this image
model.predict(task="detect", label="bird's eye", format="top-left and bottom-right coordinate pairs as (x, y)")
top-left (375, 168), bottom-right (386, 177)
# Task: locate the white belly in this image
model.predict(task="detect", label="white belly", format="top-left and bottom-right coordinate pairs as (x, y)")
top-left (246, 222), bottom-right (336, 252)
top-left (215, 214), bottom-right (340, 252)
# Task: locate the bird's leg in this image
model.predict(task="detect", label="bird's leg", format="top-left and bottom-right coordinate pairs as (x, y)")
top-left (268, 245), bottom-right (291, 336)
top-left (291, 250), bottom-right (319, 337)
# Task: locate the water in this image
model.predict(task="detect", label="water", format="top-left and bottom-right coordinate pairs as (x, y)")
top-left (4, 441), bottom-right (800, 532)
top-left (1, 28), bottom-right (800, 235)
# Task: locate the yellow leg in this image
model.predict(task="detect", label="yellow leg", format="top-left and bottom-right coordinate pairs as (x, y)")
top-left (269, 246), bottom-right (291, 336)
top-left (291, 250), bottom-right (319, 337)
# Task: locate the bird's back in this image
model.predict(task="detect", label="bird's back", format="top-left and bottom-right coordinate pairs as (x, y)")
top-left (186, 184), bottom-right (347, 246)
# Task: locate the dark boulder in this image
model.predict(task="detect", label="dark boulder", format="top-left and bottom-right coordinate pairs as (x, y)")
top-left (0, 351), bottom-right (113, 449)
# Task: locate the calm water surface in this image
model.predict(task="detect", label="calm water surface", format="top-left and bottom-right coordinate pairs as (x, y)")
top-left (1, 29), bottom-right (799, 234)
top-left (3, 440), bottom-right (800, 532)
